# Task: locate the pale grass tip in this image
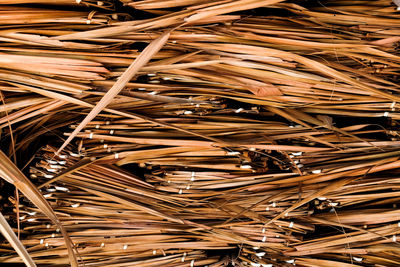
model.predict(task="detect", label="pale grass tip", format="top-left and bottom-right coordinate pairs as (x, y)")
top-left (181, 252), bottom-right (187, 262)
top-left (256, 252), bottom-right (266, 257)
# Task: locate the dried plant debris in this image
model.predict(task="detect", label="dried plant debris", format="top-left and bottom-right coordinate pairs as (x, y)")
top-left (1, 0), bottom-right (400, 266)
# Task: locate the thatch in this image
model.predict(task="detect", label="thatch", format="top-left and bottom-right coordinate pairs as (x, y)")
top-left (1, 0), bottom-right (400, 266)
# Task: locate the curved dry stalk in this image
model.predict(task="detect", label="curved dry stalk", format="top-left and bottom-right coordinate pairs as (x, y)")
top-left (0, 151), bottom-right (78, 267)
top-left (0, 212), bottom-right (36, 267)
top-left (57, 31), bottom-right (171, 155)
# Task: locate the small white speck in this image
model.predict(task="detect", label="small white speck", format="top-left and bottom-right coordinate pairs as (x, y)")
top-left (123, 244), bottom-right (128, 250)
top-left (184, 110), bottom-right (193, 115)
top-left (179, 189), bottom-right (183, 194)
top-left (46, 224), bottom-right (50, 229)
top-left (59, 154), bottom-right (68, 159)
top-left (55, 186), bottom-right (69, 192)
top-left (329, 202), bottom-right (338, 207)
top-left (45, 243), bottom-right (49, 247)
top-left (384, 111), bottom-right (389, 117)
top-left (286, 259), bottom-right (295, 264)
top-left (353, 257), bottom-right (363, 262)
top-left (149, 91), bottom-right (158, 95)
top-left (71, 203), bottom-right (80, 208)
top-left (181, 252), bottom-right (186, 262)
top-left (262, 236), bottom-right (266, 242)
top-left (153, 250), bottom-right (156, 255)
top-left (109, 130), bottom-right (114, 135)
top-left (312, 170), bottom-right (322, 174)
top-left (101, 242), bottom-right (105, 247)
top-left (186, 185), bottom-right (190, 190)
top-left (27, 218), bottom-right (35, 222)
top-left (227, 151), bottom-right (240, 156)
top-left (272, 202), bottom-right (276, 208)
top-left (51, 233), bottom-right (55, 238)
top-left (114, 153), bottom-right (119, 159)
top-left (262, 228), bottom-right (265, 233)
top-left (147, 73), bottom-right (156, 77)
top-left (240, 165), bottom-right (252, 169)
top-left (44, 174), bottom-right (54, 179)
top-left (235, 108), bottom-right (244, 113)
top-left (266, 206), bottom-right (270, 211)
top-left (256, 252), bottom-right (266, 257)
top-left (28, 211), bottom-right (37, 216)
top-left (292, 152), bottom-right (302, 156)
top-left (44, 194), bottom-right (52, 198)
top-left (318, 197), bottom-right (327, 201)
top-left (49, 165), bottom-right (61, 169)
top-left (393, 235), bottom-right (397, 242)
top-left (250, 263), bottom-right (261, 267)
top-left (40, 239), bottom-right (44, 244)
top-left (58, 160), bottom-right (66, 165)
top-left (86, 19), bottom-right (91, 24)
top-left (47, 160), bottom-right (58, 164)
top-left (289, 221), bottom-right (294, 228)
top-left (89, 132), bottom-right (93, 139)
top-left (104, 144), bottom-right (108, 149)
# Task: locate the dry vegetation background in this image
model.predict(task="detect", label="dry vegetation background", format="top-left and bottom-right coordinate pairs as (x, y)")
top-left (1, 0), bottom-right (400, 266)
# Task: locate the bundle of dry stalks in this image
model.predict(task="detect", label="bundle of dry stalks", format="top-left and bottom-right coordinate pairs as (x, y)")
top-left (1, 0), bottom-right (400, 266)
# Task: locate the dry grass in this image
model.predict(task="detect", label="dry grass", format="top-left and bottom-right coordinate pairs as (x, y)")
top-left (0, 0), bottom-right (400, 266)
